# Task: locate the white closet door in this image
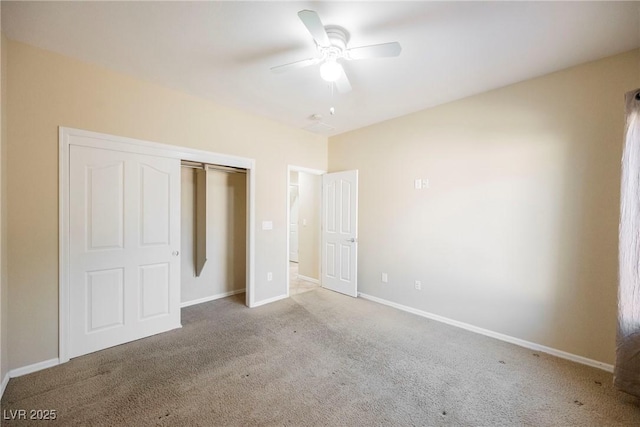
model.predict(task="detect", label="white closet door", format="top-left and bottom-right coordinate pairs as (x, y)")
top-left (69, 145), bottom-right (181, 358)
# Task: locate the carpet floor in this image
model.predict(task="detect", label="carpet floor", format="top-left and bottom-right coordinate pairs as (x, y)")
top-left (2, 288), bottom-right (639, 426)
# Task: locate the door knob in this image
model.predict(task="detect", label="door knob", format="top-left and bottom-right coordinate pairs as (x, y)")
top-left (346, 238), bottom-right (357, 243)
top-left (172, 251), bottom-right (180, 256)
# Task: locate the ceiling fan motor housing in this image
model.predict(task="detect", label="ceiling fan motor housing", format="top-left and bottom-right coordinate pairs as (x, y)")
top-left (321, 26), bottom-right (350, 60)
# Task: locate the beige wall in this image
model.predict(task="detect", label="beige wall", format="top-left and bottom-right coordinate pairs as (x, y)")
top-left (0, 30), bottom-right (8, 382)
top-left (298, 172), bottom-right (320, 280)
top-left (6, 40), bottom-right (327, 370)
top-left (181, 167), bottom-right (246, 304)
top-left (329, 49), bottom-right (640, 365)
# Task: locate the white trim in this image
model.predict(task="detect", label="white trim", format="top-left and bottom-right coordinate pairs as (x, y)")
top-left (358, 293), bottom-right (614, 373)
top-left (286, 168), bottom-right (291, 298)
top-left (251, 294), bottom-right (288, 308)
top-left (286, 165), bottom-right (325, 299)
top-left (290, 165), bottom-right (327, 176)
top-left (246, 164), bottom-right (256, 307)
top-left (181, 289), bottom-right (245, 308)
top-left (59, 127), bottom-right (256, 362)
top-left (58, 127), bottom-right (70, 363)
top-left (60, 127), bottom-right (252, 168)
top-left (0, 372), bottom-right (9, 399)
top-left (298, 275), bottom-right (320, 285)
top-left (9, 358), bottom-right (60, 378)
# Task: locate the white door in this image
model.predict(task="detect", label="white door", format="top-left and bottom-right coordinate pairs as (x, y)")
top-left (321, 170), bottom-right (358, 297)
top-left (289, 184), bottom-right (299, 262)
top-left (69, 145), bottom-right (181, 358)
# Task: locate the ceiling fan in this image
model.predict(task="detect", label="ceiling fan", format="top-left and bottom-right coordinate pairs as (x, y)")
top-left (270, 10), bottom-right (402, 93)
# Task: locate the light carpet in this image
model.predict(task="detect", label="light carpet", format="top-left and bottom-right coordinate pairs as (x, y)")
top-left (2, 288), bottom-right (639, 426)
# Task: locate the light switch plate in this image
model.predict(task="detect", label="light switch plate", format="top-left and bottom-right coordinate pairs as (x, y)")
top-left (262, 221), bottom-right (273, 230)
top-left (415, 179), bottom-right (429, 190)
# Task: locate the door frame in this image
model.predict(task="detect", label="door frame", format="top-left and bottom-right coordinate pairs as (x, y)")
top-left (59, 127), bottom-right (256, 363)
top-left (286, 165), bottom-right (325, 297)
top-left (288, 181), bottom-right (299, 263)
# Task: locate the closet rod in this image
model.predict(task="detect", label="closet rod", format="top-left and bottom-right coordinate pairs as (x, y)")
top-left (180, 160), bottom-right (247, 174)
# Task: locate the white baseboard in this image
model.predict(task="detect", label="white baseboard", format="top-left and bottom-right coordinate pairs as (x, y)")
top-left (9, 358), bottom-right (60, 378)
top-left (298, 275), bottom-right (320, 285)
top-left (251, 294), bottom-right (288, 308)
top-left (358, 292), bottom-right (614, 373)
top-left (181, 289), bottom-right (245, 308)
top-left (0, 371), bottom-right (9, 400)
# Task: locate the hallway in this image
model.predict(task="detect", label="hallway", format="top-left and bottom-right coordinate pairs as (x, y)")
top-left (289, 262), bottom-right (319, 295)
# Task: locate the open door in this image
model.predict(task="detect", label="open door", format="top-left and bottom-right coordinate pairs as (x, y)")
top-left (321, 170), bottom-right (358, 297)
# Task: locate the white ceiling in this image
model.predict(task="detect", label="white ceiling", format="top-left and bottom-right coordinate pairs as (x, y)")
top-left (3, 1), bottom-right (639, 136)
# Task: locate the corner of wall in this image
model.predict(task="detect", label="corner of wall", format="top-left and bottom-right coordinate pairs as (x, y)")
top-left (326, 49), bottom-right (640, 366)
top-left (0, 28), bottom-right (10, 392)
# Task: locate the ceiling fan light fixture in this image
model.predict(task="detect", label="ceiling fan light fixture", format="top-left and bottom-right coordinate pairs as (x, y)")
top-left (271, 10), bottom-right (400, 94)
top-left (320, 59), bottom-right (343, 82)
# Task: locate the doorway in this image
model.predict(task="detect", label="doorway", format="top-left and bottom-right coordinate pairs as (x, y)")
top-left (180, 163), bottom-right (247, 307)
top-left (286, 167), bottom-right (360, 298)
top-left (287, 166), bottom-right (324, 296)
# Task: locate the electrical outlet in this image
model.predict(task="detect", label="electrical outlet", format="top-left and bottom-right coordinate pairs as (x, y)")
top-left (381, 273), bottom-right (388, 283)
top-left (267, 272), bottom-right (273, 282)
top-left (414, 280), bottom-right (422, 290)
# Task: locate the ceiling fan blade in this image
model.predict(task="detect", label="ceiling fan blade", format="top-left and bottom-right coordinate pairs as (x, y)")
top-left (334, 67), bottom-right (352, 94)
top-left (270, 57), bottom-right (321, 74)
top-left (347, 42), bottom-right (402, 60)
top-left (298, 10), bottom-right (330, 47)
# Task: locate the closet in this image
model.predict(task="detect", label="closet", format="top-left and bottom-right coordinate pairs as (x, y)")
top-left (180, 161), bottom-right (247, 307)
